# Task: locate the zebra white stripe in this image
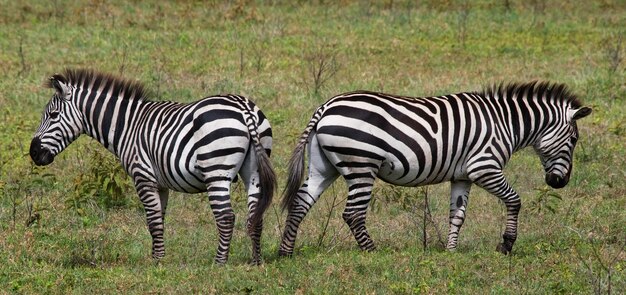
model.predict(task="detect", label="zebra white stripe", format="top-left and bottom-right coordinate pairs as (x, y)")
top-left (279, 82), bottom-right (591, 256)
top-left (30, 69), bottom-right (276, 264)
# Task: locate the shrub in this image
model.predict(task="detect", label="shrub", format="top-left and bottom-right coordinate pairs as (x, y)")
top-left (67, 146), bottom-right (136, 214)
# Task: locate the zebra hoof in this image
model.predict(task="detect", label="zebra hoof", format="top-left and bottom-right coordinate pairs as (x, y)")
top-left (359, 241), bottom-right (376, 252)
top-left (278, 249), bottom-right (293, 257)
top-left (363, 245), bottom-right (377, 252)
top-left (214, 258), bottom-right (228, 266)
top-left (497, 234), bottom-right (515, 255)
top-left (152, 251), bottom-right (165, 260)
top-left (496, 243), bottom-right (511, 255)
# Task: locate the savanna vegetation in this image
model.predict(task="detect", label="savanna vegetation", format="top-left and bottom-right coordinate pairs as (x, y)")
top-left (0, 0), bottom-right (624, 293)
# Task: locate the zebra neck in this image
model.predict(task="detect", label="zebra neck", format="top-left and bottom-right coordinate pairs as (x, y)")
top-left (78, 92), bottom-right (149, 157)
top-left (497, 97), bottom-right (553, 154)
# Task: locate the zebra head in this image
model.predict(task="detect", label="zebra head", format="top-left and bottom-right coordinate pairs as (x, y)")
top-left (30, 73), bottom-right (83, 166)
top-left (534, 105), bottom-right (592, 189)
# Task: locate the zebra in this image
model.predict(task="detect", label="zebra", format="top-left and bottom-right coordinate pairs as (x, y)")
top-left (30, 69), bottom-right (276, 265)
top-left (278, 82), bottom-right (591, 256)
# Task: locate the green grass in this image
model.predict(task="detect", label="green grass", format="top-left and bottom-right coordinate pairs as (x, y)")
top-left (1, 1), bottom-right (625, 294)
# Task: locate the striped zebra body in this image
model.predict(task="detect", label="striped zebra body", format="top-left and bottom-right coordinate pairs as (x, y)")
top-left (279, 82), bottom-right (591, 256)
top-left (30, 69), bottom-right (276, 264)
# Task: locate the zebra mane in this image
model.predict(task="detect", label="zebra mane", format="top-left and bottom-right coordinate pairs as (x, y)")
top-left (45, 68), bottom-right (150, 101)
top-left (477, 81), bottom-right (582, 109)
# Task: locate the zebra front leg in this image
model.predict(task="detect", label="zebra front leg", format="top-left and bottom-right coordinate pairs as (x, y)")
top-left (135, 181), bottom-right (166, 259)
top-left (470, 170), bottom-right (521, 255)
top-left (342, 176), bottom-right (376, 251)
top-left (446, 180), bottom-right (472, 250)
top-left (207, 179), bottom-right (236, 264)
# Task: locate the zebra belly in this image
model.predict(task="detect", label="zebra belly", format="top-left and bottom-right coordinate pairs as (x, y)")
top-left (317, 134), bottom-right (433, 186)
top-left (156, 145), bottom-right (246, 194)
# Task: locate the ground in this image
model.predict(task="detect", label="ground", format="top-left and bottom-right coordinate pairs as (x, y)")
top-left (0, 1), bottom-right (624, 294)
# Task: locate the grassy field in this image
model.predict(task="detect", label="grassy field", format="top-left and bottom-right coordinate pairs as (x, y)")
top-left (1, 0), bottom-right (625, 293)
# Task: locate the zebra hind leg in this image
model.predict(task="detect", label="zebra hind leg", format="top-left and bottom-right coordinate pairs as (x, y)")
top-left (246, 192), bottom-right (264, 265)
top-left (342, 175), bottom-right (377, 251)
top-left (446, 180), bottom-right (472, 250)
top-left (279, 174), bottom-right (338, 256)
top-left (239, 149), bottom-right (264, 265)
top-left (247, 214), bottom-right (263, 265)
top-left (279, 139), bottom-right (339, 257)
top-left (206, 178), bottom-right (236, 264)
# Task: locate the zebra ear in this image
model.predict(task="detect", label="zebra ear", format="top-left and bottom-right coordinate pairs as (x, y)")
top-left (570, 107), bottom-right (592, 121)
top-left (49, 74), bottom-right (71, 100)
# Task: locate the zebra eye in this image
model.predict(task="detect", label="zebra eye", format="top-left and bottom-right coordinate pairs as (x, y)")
top-left (49, 111), bottom-right (60, 120)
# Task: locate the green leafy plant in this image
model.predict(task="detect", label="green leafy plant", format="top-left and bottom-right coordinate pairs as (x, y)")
top-left (529, 186), bottom-right (562, 214)
top-left (374, 183), bottom-right (417, 210)
top-left (68, 147), bottom-right (135, 214)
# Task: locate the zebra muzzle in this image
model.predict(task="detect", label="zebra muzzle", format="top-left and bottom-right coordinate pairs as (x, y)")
top-left (29, 137), bottom-right (54, 166)
top-left (545, 173), bottom-right (568, 189)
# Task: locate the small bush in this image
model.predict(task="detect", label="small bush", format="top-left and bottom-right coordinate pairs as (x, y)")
top-left (299, 42), bottom-right (341, 97)
top-left (68, 146), bottom-right (135, 214)
top-left (528, 186), bottom-right (562, 215)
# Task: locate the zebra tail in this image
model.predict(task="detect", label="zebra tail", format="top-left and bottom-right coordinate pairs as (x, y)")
top-left (281, 107), bottom-right (323, 212)
top-left (248, 121), bottom-right (277, 232)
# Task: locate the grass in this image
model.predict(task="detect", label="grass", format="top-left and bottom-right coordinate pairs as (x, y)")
top-left (1, 0), bottom-right (625, 294)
